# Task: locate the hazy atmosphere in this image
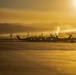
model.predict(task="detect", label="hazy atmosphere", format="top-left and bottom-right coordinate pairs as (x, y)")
top-left (1, 1), bottom-right (76, 75)
top-left (0, 0), bottom-right (76, 34)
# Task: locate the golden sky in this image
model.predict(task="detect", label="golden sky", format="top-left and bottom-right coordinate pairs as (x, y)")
top-left (0, 0), bottom-right (76, 34)
top-left (0, 0), bottom-right (76, 24)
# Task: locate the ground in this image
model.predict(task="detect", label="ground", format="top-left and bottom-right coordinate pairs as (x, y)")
top-left (0, 49), bottom-right (76, 75)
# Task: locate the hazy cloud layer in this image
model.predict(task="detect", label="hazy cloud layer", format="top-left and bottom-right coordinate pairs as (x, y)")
top-left (0, 8), bottom-right (76, 24)
top-left (0, 23), bottom-right (53, 34)
top-left (0, 22), bottom-right (76, 34)
top-left (0, 23), bottom-right (37, 34)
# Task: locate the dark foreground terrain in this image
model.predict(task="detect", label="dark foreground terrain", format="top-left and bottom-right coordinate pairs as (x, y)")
top-left (0, 42), bottom-right (76, 75)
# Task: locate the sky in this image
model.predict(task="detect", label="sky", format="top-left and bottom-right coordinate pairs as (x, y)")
top-left (0, 0), bottom-right (76, 34)
top-left (0, 0), bottom-right (76, 24)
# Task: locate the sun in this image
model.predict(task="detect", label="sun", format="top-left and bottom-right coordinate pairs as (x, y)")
top-left (73, 0), bottom-right (76, 8)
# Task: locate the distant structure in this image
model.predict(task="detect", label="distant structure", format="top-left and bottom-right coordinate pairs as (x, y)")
top-left (27, 32), bottom-right (29, 37)
top-left (68, 33), bottom-right (73, 40)
top-left (16, 32), bottom-right (76, 43)
top-left (10, 33), bottom-right (13, 40)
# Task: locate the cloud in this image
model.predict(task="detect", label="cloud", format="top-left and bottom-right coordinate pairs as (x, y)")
top-left (0, 8), bottom-right (76, 24)
top-left (0, 22), bottom-right (76, 35)
top-left (0, 23), bottom-right (53, 34)
top-left (0, 23), bottom-right (37, 34)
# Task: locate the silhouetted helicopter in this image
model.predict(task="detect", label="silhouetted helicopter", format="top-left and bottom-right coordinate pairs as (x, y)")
top-left (51, 33), bottom-right (73, 43)
top-left (16, 33), bottom-right (76, 43)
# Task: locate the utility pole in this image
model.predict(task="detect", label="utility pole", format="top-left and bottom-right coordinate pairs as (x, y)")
top-left (27, 32), bottom-right (29, 37)
top-left (10, 33), bottom-right (13, 40)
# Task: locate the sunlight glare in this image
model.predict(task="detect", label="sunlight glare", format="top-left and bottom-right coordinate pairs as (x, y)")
top-left (73, 0), bottom-right (76, 9)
